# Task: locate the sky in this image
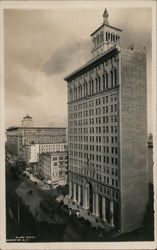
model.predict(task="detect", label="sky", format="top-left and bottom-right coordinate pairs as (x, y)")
top-left (4, 7), bottom-right (152, 132)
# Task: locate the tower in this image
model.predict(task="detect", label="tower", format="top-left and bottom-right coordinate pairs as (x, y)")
top-left (91, 9), bottom-right (122, 57)
top-left (21, 114), bottom-right (33, 127)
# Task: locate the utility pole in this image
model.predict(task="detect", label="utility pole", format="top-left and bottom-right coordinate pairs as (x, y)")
top-left (17, 197), bottom-right (20, 224)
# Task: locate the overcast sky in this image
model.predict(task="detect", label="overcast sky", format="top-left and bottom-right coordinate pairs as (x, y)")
top-left (4, 7), bottom-right (152, 132)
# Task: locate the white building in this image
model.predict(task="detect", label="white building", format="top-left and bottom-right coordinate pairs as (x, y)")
top-left (24, 143), bottom-right (67, 164)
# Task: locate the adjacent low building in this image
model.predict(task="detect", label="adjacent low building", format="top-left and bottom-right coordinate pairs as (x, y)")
top-left (6, 116), bottom-right (67, 159)
top-left (38, 151), bottom-right (68, 187)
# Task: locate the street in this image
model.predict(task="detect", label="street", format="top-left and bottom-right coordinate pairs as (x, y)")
top-left (6, 159), bottom-right (101, 242)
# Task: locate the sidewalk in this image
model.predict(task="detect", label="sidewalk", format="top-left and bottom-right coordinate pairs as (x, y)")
top-left (60, 195), bottom-right (111, 231)
top-left (29, 173), bottom-right (51, 191)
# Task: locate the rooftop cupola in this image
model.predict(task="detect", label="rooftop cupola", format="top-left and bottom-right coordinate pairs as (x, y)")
top-left (103, 8), bottom-right (109, 25)
top-left (21, 114), bottom-right (33, 127)
top-left (90, 9), bottom-right (122, 57)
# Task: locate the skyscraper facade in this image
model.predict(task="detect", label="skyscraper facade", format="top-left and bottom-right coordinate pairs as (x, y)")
top-left (64, 9), bottom-right (148, 233)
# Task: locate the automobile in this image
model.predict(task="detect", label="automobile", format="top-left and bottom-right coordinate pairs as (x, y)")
top-left (41, 185), bottom-right (50, 190)
top-left (27, 190), bottom-right (33, 195)
top-left (71, 209), bottom-right (80, 216)
top-left (23, 170), bottom-right (30, 176)
top-left (59, 200), bottom-right (64, 206)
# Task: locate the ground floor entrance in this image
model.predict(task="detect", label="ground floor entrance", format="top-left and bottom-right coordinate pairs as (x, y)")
top-left (69, 180), bottom-right (119, 228)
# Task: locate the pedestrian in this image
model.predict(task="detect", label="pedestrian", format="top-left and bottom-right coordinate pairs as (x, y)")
top-left (76, 211), bottom-right (80, 217)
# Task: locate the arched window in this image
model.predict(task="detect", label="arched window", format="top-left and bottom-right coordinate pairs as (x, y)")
top-left (113, 34), bottom-right (115, 42)
top-left (91, 80), bottom-right (94, 94)
top-left (68, 89), bottom-right (70, 101)
top-left (75, 87), bottom-right (77, 99)
top-left (68, 89), bottom-right (71, 101)
top-left (80, 85), bottom-right (82, 98)
top-left (106, 73), bottom-right (108, 89)
top-left (100, 31), bottom-right (104, 42)
top-left (110, 71), bottom-right (113, 87)
top-left (83, 83), bottom-right (85, 97)
top-left (106, 32), bottom-right (108, 41)
top-left (96, 78), bottom-right (98, 93)
top-left (78, 86), bottom-right (80, 99)
top-left (85, 82), bottom-right (88, 96)
top-left (102, 74), bottom-right (105, 90)
top-left (78, 85), bottom-right (82, 99)
top-left (98, 76), bottom-right (101, 92)
top-left (77, 86), bottom-right (80, 99)
top-left (70, 89), bottom-right (73, 101)
top-left (93, 37), bottom-right (96, 48)
top-left (73, 87), bottom-right (75, 100)
top-left (96, 34), bottom-right (99, 46)
top-left (74, 87), bottom-right (76, 100)
top-left (114, 69), bottom-right (117, 86)
top-left (89, 81), bottom-right (91, 95)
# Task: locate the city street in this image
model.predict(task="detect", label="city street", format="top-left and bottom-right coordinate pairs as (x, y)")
top-left (6, 158), bottom-right (105, 242)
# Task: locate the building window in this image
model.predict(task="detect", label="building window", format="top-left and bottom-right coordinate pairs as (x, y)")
top-left (106, 73), bottom-right (108, 89)
top-left (112, 179), bottom-right (114, 185)
top-left (96, 34), bottom-right (99, 46)
top-left (114, 69), bottom-right (117, 86)
top-left (111, 157), bottom-right (114, 164)
top-left (98, 76), bottom-right (101, 92)
top-left (110, 71), bottom-right (113, 87)
top-left (115, 104), bottom-right (117, 112)
top-left (102, 75), bottom-right (105, 90)
top-left (89, 81), bottom-right (91, 95)
top-left (115, 158), bottom-right (118, 165)
top-left (106, 32), bottom-right (108, 41)
top-left (86, 82), bottom-right (88, 96)
top-left (107, 177), bottom-right (109, 184)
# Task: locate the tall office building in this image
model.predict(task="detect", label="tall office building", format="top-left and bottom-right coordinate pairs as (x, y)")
top-left (64, 9), bottom-right (148, 233)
